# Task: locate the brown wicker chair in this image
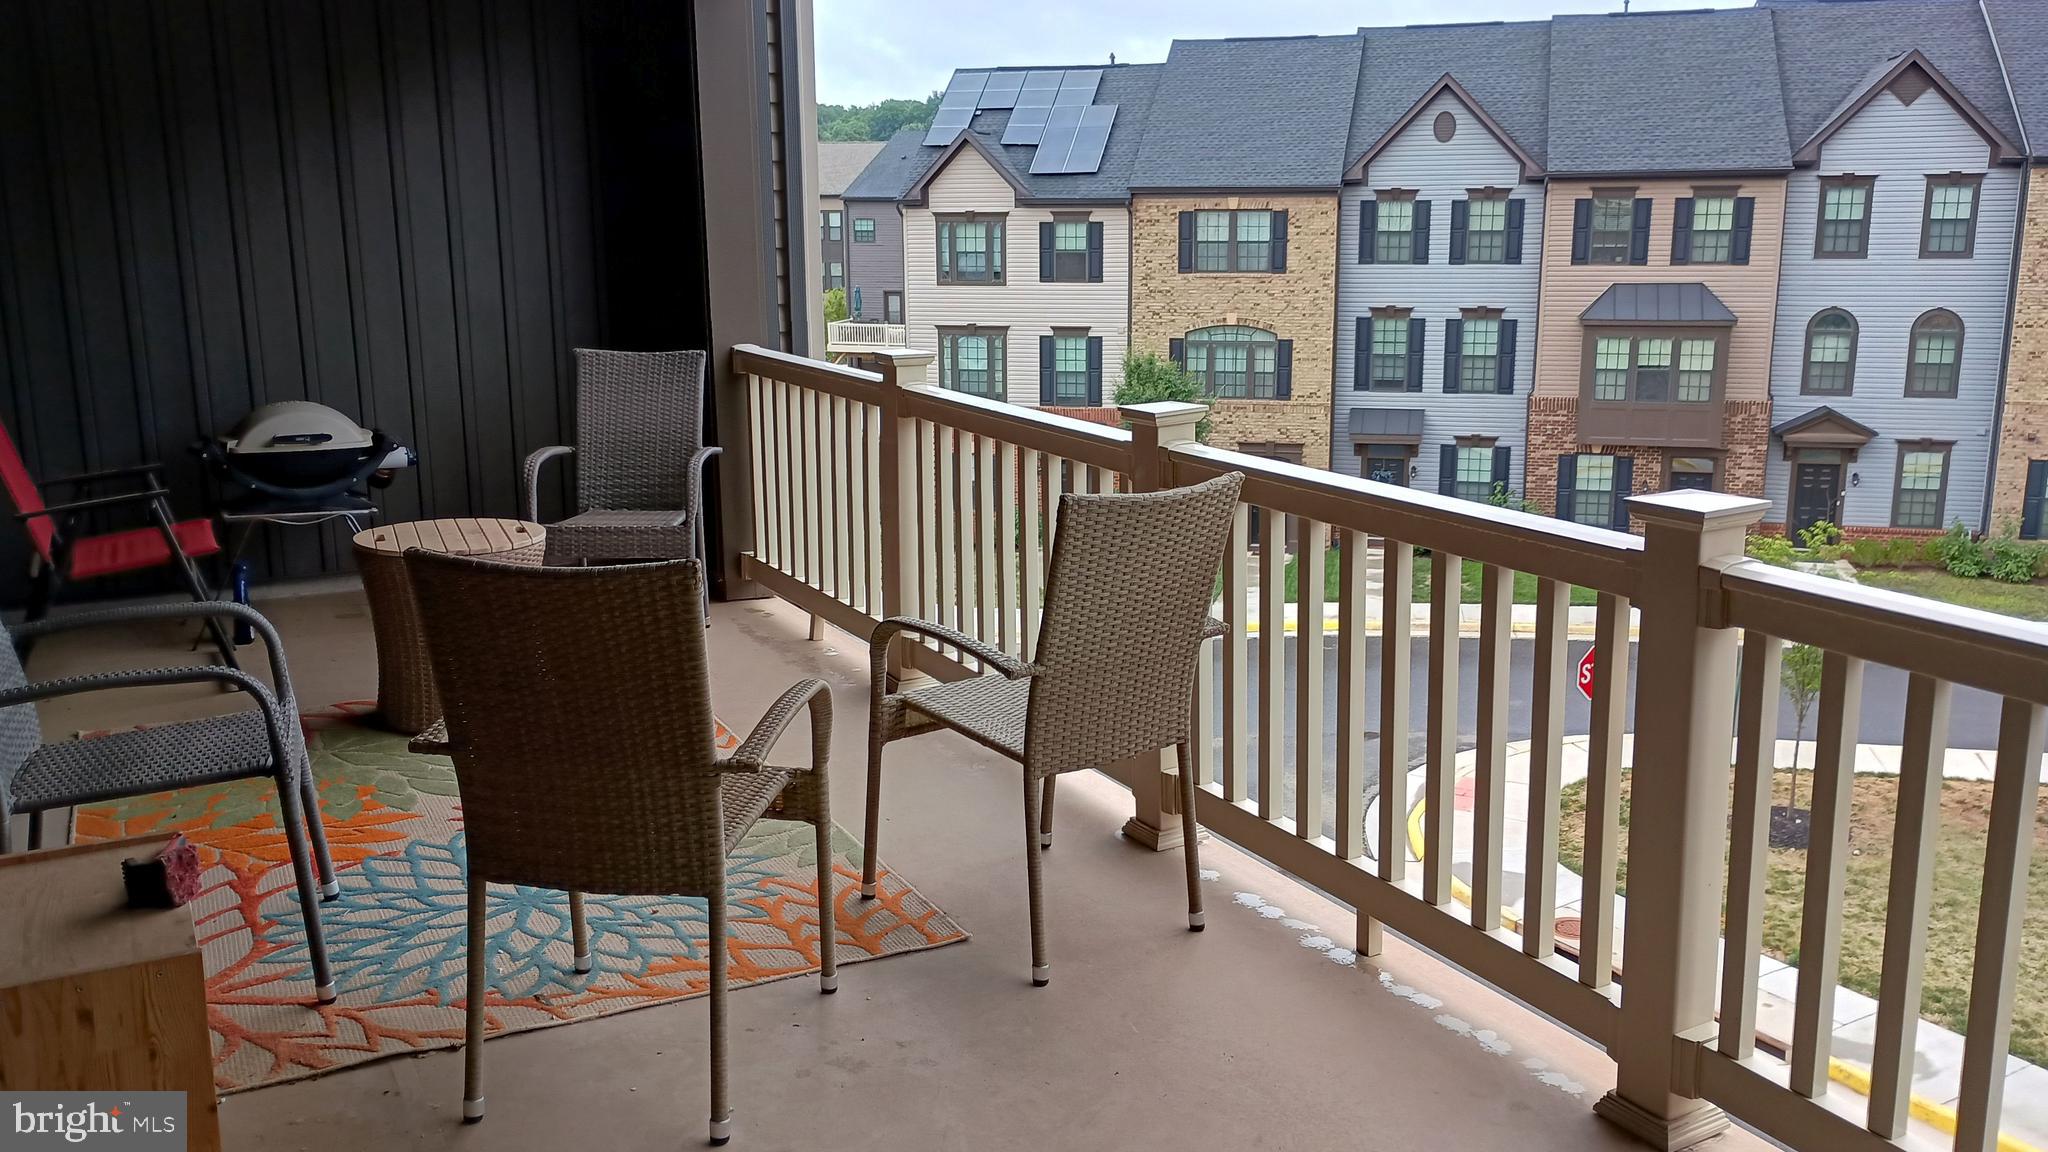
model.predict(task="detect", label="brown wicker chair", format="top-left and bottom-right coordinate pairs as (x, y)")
top-left (863, 472), bottom-right (1243, 986)
top-left (403, 553), bottom-right (834, 1147)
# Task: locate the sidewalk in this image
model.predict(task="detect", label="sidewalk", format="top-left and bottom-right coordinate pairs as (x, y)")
top-left (1372, 736), bottom-right (2048, 1150)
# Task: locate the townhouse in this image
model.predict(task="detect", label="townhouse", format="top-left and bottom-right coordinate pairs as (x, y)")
top-left (1525, 9), bottom-right (1791, 530)
top-left (1985, 0), bottom-right (2048, 539)
top-left (817, 141), bottom-right (883, 298)
top-left (1762, 2), bottom-right (2024, 538)
top-left (1127, 35), bottom-right (1361, 471)
top-left (841, 130), bottom-right (917, 327)
top-left (1335, 22), bottom-right (1549, 501)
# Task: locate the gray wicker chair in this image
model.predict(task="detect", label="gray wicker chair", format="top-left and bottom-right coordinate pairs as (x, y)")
top-left (523, 349), bottom-right (720, 566)
top-left (402, 552), bottom-right (834, 1147)
top-left (0, 601), bottom-right (338, 1001)
top-left (863, 472), bottom-right (1243, 986)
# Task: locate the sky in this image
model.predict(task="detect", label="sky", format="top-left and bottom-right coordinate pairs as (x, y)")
top-left (816, 0), bottom-right (1753, 107)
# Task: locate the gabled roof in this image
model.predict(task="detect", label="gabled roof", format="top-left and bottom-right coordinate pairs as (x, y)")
top-left (1773, 405), bottom-right (1879, 444)
top-left (1771, 1), bottom-right (2022, 162)
top-left (1580, 283), bottom-right (1737, 326)
top-left (817, 141), bottom-right (886, 198)
top-left (1130, 35), bottom-right (1362, 191)
top-left (1792, 50), bottom-right (2018, 163)
top-left (841, 127), bottom-right (936, 202)
top-left (1547, 8), bottom-right (1791, 175)
top-left (1345, 73), bottom-right (1543, 185)
top-left (1345, 21), bottom-right (1550, 181)
top-left (901, 130), bottom-right (1033, 205)
top-left (1982, 0), bottom-right (2048, 159)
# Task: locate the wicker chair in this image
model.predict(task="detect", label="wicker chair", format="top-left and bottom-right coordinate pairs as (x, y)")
top-left (0, 601), bottom-right (338, 1000)
top-left (402, 552), bottom-right (834, 1147)
top-left (522, 349), bottom-right (720, 566)
top-left (863, 472), bottom-right (1243, 986)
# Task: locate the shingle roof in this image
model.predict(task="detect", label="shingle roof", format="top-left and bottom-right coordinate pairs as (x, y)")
top-left (1771, 0), bottom-right (2020, 155)
top-left (1131, 35), bottom-right (1362, 190)
top-left (816, 141), bottom-right (886, 197)
top-left (1580, 283), bottom-right (1737, 325)
top-left (1346, 22), bottom-right (1550, 174)
top-left (1547, 9), bottom-right (1791, 175)
top-left (1981, 0), bottom-right (2048, 157)
top-left (843, 64), bottom-right (1164, 203)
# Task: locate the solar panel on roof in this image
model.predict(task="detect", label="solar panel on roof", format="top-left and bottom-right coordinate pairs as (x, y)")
top-left (1063, 104), bottom-right (1116, 174)
top-left (1022, 70), bottom-right (1064, 92)
top-left (922, 106), bottom-right (974, 146)
top-left (1028, 106), bottom-right (1085, 174)
top-left (940, 72), bottom-right (988, 108)
top-left (1001, 71), bottom-right (1062, 145)
top-left (978, 72), bottom-right (1024, 109)
top-left (1054, 70), bottom-right (1100, 107)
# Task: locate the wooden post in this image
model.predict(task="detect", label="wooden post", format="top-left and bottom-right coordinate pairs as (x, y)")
top-left (1115, 401), bottom-right (1207, 850)
top-left (1594, 490), bottom-right (1765, 1151)
top-left (872, 349), bottom-right (933, 677)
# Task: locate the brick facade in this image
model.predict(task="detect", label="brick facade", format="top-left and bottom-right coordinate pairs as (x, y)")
top-left (1130, 194), bottom-right (1339, 469)
top-left (1525, 397), bottom-right (1772, 532)
top-left (1993, 162), bottom-right (2048, 533)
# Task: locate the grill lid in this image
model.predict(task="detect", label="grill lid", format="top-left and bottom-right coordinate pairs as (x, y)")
top-left (222, 401), bottom-right (377, 454)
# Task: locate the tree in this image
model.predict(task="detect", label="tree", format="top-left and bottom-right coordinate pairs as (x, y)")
top-left (1114, 353), bottom-right (1211, 441)
top-left (1781, 643), bottom-right (1824, 812)
top-left (818, 94), bottom-right (941, 141)
top-left (822, 287), bottom-right (848, 324)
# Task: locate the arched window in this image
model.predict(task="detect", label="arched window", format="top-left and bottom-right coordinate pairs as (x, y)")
top-left (1801, 309), bottom-right (1857, 395)
top-left (1183, 325), bottom-right (1279, 399)
top-left (1906, 310), bottom-right (1963, 397)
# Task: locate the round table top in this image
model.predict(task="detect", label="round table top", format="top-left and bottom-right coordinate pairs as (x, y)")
top-left (352, 517), bottom-right (545, 557)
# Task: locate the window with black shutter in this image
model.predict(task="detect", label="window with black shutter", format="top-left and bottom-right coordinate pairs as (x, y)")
top-left (1587, 193), bottom-right (1635, 264)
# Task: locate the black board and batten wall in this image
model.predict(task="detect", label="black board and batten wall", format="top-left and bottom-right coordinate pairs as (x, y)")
top-left (0, 0), bottom-right (712, 606)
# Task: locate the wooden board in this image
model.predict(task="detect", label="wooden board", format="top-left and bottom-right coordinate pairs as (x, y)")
top-left (353, 517), bottom-right (543, 557)
top-left (0, 835), bottom-right (188, 988)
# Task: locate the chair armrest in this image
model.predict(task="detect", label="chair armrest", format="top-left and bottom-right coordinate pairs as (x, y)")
top-left (0, 667), bottom-right (298, 776)
top-left (1201, 617), bottom-right (1228, 641)
top-left (40, 463), bottom-right (164, 491)
top-left (721, 677), bottom-right (832, 775)
top-left (684, 445), bottom-right (722, 526)
top-left (523, 445), bottom-right (574, 523)
top-left (868, 617), bottom-right (1039, 685)
top-left (11, 601), bottom-right (298, 711)
top-left (23, 489), bottom-right (168, 519)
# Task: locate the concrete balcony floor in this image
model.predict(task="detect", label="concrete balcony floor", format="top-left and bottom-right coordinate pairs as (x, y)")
top-left (26, 587), bottom-right (1772, 1152)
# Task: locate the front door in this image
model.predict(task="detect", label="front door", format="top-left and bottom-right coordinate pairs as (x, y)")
top-left (1792, 463), bottom-right (1841, 535)
top-left (1365, 452), bottom-right (1407, 486)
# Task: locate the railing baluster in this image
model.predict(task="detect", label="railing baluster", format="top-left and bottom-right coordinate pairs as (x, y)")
top-left (1868, 673), bottom-right (1950, 1137)
top-left (747, 374), bottom-right (766, 565)
top-left (1472, 563), bottom-right (1512, 932)
top-left (918, 420), bottom-right (939, 639)
top-left (954, 432), bottom-right (976, 650)
top-left (1579, 591), bottom-right (1629, 989)
top-left (1257, 510), bottom-right (1286, 823)
top-left (1221, 503), bottom-right (1250, 802)
top-left (979, 434), bottom-right (999, 646)
top-left (1336, 529), bottom-right (1368, 861)
top-left (1379, 540), bottom-right (1414, 903)
top-left (1296, 519), bottom-right (1326, 840)
top-left (839, 397), bottom-right (856, 603)
top-left (1020, 449), bottom-right (1043, 661)
top-left (800, 386), bottom-right (817, 587)
top-left (996, 440), bottom-right (1017, 656)
top-left (1423, 549), bottom-right (1462, 907)
top-left (937, 427), bottom-right (959, 653)
top-left (824, 396), bottom-right (842, 598)
top-left (1720, 629), bottom-right (1783, 1058)
top-left (777, 379), bottom-right (795, 571)
top-left (1523, 577), bottom-right (1568, 959)
top-left (1954, 697), bottom-right (2047, 1152)
top-left (868, 403), bottom-right (885, 614)
top-left (1791, 650), bottom-right (1865, 1098)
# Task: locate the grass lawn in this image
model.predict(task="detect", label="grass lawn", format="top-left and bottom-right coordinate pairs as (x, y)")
top-left (1854, 568), bottom-right (2048, 622)
top-left (1557, 771), bottom-right (2048, 1065)
top-left (1264, 547), bottom-right (1598, 607)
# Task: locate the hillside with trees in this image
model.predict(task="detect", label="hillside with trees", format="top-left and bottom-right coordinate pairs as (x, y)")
top-left (819, 93), bottom-right (939, 141)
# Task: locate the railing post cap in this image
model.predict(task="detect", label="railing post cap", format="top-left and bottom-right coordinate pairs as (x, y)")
top-left (1626, 490), bottom-right (1770, 529)
top-left (865, 348), bottom-right (935, 367)
top-left (1119, 401), bottom-right (1207, 425)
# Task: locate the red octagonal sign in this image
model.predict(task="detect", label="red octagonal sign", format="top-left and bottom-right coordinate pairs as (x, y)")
top-left (1577, 646), bottom-right (1598, 702)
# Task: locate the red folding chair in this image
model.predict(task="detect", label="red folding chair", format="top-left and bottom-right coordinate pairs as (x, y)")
top-left (0, 422), bottom-right (235, 666)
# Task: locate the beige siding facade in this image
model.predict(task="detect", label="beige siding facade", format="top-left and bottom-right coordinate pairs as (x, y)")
top-left (901, 147), bottom-right (1129, 406)
top-left (1131, 193), bottom-right (1340, 469)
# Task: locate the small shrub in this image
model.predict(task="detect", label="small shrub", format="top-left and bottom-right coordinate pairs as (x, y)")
top-left (1115, 353), bottom-right (1212, 441)
top-left (1883, 537), bottom-right (1922, 568)
top-left (1845, 538), bottom-right (1887, 568)
top-left (1797, 520), bottom-right (1843, 556)
top-left (1988, 535), bottom-right (2046, 584)
top-left (823, 287), bottom-right (848, 324)
top-left (1918, 535), bottom-right (1948, 565)
top-left (1487, 485), bottom-right (1542, 514)
top-left (1746, 534), bottom-right (1797, 567)
top-left (1937, 521), bottom-right (1990, 578)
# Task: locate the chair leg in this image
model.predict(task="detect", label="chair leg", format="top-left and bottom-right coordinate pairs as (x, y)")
top-left (708, 882), bottom-right (732, 1146)
top-left (569, 892), bottom-right (591, 973)
top-left (815, 817), bottom-right (837, 994)
top-left (273, 775), bottom-right (336, 1002)
top-left (299, 766), bottom-right (340, 901)
top-left (860, 730), bottom-right (884, 900)
top-left (1039, 773), bottom-right (1057, 849)
top-left (1177, 742), bottom-right (1205, 932)
top-left (463, 877), bottom-right (489, 1122)
top-left (1024, 772), bottom-right (1048, 987)
top-left (15, 565), bottom-right (52, 665)
top-left (26, 810), bottom-right (46, 851)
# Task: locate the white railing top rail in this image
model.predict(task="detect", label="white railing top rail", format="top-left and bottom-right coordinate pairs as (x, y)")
top-left (1718, 557), bottom-right (2048, 706)
top-left (1174, 442), bottom-right (1645, 599)
top-left (734, 343), bottom-right (885, 403)
top-left (826, 319), bottom-right (908, 346)
top-left (897, 383), bottom-right (1132, 472)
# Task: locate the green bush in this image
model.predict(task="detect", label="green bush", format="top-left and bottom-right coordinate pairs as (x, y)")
top-left (1797, 520), bottom-right (1844, 557)
top-left (1940, 522), bottom-right (1990, 579)
top-left (823, 288), bottom-right (848, 324)
top-left (1883, 537), bottom-right (1922, 567)
top-left (1746, 534), bottom-right (1797, 567)
top-left (1845, 538), bottom-right (1888, 568)
top-left (1115, 353), bottom-right (1212, 441)
top-left (1989, 535), bottom-right (2048, 584)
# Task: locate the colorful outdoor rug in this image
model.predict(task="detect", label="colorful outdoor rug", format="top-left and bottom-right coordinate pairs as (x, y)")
top-left (75, 702), bottom-right (967, 1093)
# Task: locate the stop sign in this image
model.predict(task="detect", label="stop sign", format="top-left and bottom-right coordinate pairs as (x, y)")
top-left (1577, 646), bottom-right (1597, 701)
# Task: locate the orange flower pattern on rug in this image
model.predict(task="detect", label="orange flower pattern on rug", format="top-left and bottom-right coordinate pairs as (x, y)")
top-left (75, 702), bottom-right (967, 1093)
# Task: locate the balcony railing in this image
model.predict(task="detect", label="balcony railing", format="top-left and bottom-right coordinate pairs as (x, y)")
top-left (729, 343), bottom-right (2048, 1152)
top-left (824, 320), bottom-right (908, 351)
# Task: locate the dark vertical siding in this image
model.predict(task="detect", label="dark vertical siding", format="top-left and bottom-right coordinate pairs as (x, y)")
top-left (0, 0), bottom-right (637, 603)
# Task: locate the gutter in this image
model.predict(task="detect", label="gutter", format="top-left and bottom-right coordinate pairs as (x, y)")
top-left (1981, 0), bottom-right (2030, 534)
